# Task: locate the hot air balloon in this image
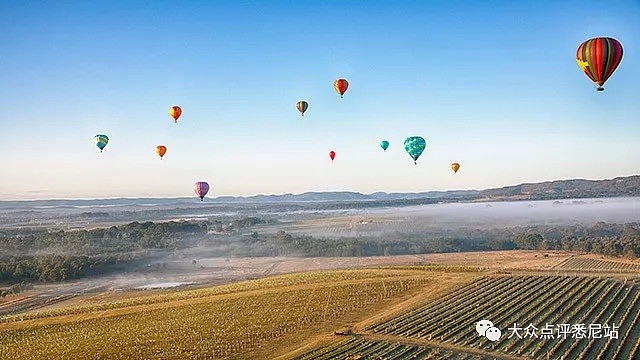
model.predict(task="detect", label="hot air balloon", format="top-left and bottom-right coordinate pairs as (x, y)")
top-left (296, 101), bottom-right (309, 116)
top-left (404, 136), bottom-right (426, 165)
top-left (156, 145), bottom-right (167, 160)
top-left (576, 37), bottom-right (623, 91)
top-left (169, 106), bottom-right (182, 123)
top-left (94, 135), bottom-right (109, 153)
top-left (380, 141), bottom-right (389, 151)
top-left (451, 163), bottom-right (460, 173)
top-left (194, 181), bottom-right (210, 201)
top-left (333, 78), bottom-right (349, 98)
top-left (329, 151), bottom-right (336, 161)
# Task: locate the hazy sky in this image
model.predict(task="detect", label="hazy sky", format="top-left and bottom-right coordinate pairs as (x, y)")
top-left (1, 1), bottom-right (639, 200)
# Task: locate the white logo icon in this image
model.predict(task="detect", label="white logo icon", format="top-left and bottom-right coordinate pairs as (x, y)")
top-left (476, 319), bottom-right (501, 342)
top-left (485, 326), bottom-right (502, 341)
top-left (476, 319), bottom-right (494, 336)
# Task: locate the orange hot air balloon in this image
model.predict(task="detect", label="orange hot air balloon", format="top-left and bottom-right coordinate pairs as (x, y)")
top-left (329, 150), bottom-right (336, 161)
top-left (169, 106), bottom-right (182, 123)
top-left (156, 145), bottom-right (167, 159)
top-left (333, 78), bottom-right (349, 98)
top-left (451, 163), bottom-right (460, 173)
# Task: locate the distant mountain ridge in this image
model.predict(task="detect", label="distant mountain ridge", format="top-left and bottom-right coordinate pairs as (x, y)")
top-left (1, 175), bottom-right (638, 208)
top-left (476, 175), bottom-right (640, 201)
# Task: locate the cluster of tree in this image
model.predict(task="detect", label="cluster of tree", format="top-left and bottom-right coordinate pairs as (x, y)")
top-left (0, 217), bottom-right (269, 283)
top-left (208, 217), bottom-right (267, 232)
top-left (0, 220), bottom-right (209, 256)
top-left (235, 222), bottom-right (640, 259)
top-left (488, 222), bottom-right (640, 257)
top-left (0, 254), bottom-right (140, 283)
top-left (0, 282), bottom-right (33, 298)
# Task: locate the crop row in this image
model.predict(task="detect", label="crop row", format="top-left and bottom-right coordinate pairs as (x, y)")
top-left (369, 275), bottom-right (640, 360)
top-left (293, 338), bottom-right (495, 360)
top-left (557, 257), bottom-right (640, 272)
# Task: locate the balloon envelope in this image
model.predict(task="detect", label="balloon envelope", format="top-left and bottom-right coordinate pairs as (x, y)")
top-left (333, 79), bottom-right (349, 97)
top-left (94, 135), bottom-right (109, 152)
top-left (194, 181), bottom-right (210, 201)
top-left (451, 163), bottom-right (460, 173)
top-left (296, 101), bottom-right (308, 116)
top-left (404, 136), bottom-right (426, 164)
top-left (380, 141), bottom-right (389, 151)
top-left (156, 145), bottom-right (167, 159)
top-left (329, 150), bottom-right (336, 161)
top-left (576, 37), bottom-right (623, 91)
top-left (169, 106), bottom-right (182, 122)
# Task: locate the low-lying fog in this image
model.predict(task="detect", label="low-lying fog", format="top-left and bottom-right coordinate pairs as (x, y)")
top-left (389, 197), bottom-right (640, 224)
top-left (278, 197), bottom-right (640, 237)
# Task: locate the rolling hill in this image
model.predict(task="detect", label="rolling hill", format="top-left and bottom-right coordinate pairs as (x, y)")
top-left (1, 175), bottom-right (638, 208)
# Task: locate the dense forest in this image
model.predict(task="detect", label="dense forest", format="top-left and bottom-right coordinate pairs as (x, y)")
top-left (1, 218), bottom-right (639, 284)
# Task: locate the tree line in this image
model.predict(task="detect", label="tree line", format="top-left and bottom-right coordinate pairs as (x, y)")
top-left (237, 222), bottom-right (640, 258)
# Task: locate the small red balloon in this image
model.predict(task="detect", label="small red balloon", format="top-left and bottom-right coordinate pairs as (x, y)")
top-left (329, 151), bottom-right (336, 161)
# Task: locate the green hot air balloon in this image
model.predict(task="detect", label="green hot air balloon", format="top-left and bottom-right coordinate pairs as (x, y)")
top-left (94, 134), bottom-right (109, 153)
top-left (380, 140), bottom-right (389, 151)
top-left (404, 136), bottom-right (426, 164)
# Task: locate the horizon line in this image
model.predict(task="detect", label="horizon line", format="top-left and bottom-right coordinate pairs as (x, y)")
top-left (0, 174), bottom-right (637, 203)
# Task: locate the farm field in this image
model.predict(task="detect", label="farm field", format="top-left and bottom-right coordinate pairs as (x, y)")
top-left (291, 337), bottom-right (509, 360)
top-left (292, 274), bottom-right (640, 360)
top-left (555, 256), bottom-right (640, 273)
top-left (0, 268), bottom-right (473, 360)
top-left (2, 253), bottom-right (639, 359)
top-left (366, 275), bottom-right (640, 359)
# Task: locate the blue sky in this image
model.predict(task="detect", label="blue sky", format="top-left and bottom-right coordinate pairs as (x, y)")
top-left (1, 1), bottom-right (639, 200)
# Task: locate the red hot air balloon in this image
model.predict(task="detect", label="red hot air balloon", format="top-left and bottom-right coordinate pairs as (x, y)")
top-left (329, 151), bottom-right (336, 161)
top-left (333, 78), bottom-right (349, 98)
top-left (576, 37), bottom-right (623, 91)
top-left (194, 181), bottom-right (210, 201)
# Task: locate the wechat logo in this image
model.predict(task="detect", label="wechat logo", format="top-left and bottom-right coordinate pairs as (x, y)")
top-left (476, 319), bottom-right (502, 342)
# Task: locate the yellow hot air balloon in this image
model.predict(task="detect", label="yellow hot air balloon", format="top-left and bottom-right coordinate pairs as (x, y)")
top-left (451, 163), bottom-right (460, 173)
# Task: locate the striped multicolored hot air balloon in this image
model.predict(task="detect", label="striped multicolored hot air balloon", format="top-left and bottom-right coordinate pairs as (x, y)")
top-left (94, 134), bottom-right (109, 153)
top-left (576, 37), bottom-right (623, 91)
top-left (404, 136), bottom-right (426, 165)
top-left (155, 145), bottom-right (167, 160)
top-left (194, 181), bottom-right (210, 201)
top-left (296, 101), bottom-right (308, 116)
top-left (169, 106), bottom-right (182, 123)
top-left (333, 78), bottom-right (349, 98)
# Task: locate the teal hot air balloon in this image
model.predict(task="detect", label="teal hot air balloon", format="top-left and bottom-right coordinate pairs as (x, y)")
top-left (94, 134), bottom-right (109, 153)
top-left (380, 140), bottom-right (389, 151)
top-left (404, 136), bottom-right (426, 164)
